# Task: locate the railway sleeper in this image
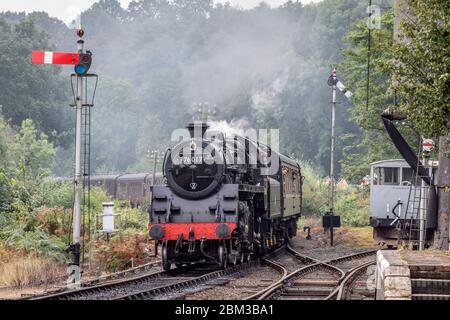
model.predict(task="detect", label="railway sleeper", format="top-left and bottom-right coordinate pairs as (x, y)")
top-left (282, 287), bottom-right (334, 296)
top-left (292, 279), bottom-right (338, 287)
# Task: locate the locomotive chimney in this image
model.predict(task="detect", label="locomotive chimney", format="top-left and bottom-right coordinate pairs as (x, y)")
top-left (187, 121), bottom-right (209, 139)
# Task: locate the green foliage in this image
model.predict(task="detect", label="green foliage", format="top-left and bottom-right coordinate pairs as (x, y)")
top-left (0, 17), bottom-right (71, 147)
top-left (387, 0), bottom-right (450, 136)
top-left (334, 188), bottom-right (370, 227)
top-left (41, 181), bottom-right (74, 209)
top-left (119, 208), bottom-right (148, 231)
top-left (0, 223), bottom-right (67, 262)
top-left (15, 119), bottom-right (55, 180)
top-left (0, 170), bottom-right (13, 214)
top-left (338, 12), bottom-right (419, 181)
top-left (299, 160), bottom-right (328, 216)
top-left (299, 159), bottom-right (369, 226)
top-left (0, 0), bottom-right (391, 176)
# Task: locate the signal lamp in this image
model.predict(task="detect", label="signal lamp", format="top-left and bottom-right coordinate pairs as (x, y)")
top-left (74, 52), bottom-right (92, 75)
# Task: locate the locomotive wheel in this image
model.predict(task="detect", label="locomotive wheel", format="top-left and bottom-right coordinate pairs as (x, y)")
top-left (162, 241), bottom-right (171, 271)
top-left (218, 243), bottom-right (228, 269)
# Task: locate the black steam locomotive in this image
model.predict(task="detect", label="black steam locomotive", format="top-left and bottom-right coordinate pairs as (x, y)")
top-left (148, 122), bottom-right (303, 270)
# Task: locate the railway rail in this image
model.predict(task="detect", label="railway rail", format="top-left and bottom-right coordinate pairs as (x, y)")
top-left (29, 260), bottom-right (262, 300)
top-left (114, 245), bottom-right (289, 300)
top-left (20, 260), bottom-right (162, 299)
top-left (336, 261), bottom-right (376, 300)
top-left (246, 244), bottom-right (378, 300)
top-left (25, 245), bottom-right (378, 301)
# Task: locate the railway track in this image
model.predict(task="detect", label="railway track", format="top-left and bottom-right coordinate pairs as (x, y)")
top-left (19, 260), bottom-right (162, 299)
top-left (115, 246), bottom-right (289, 300)
top-left (25, 245), bottom-right (378, 301)
top-left (246, 244), bottom-right (378, 300)
top-left (336, 261), bottom-right (376, 300)
top-left (30, 260), bottom-right (260, 300)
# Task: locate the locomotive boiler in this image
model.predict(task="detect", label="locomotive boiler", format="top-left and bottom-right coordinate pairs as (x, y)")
top-left (148, 121), bottom-right (302, 270)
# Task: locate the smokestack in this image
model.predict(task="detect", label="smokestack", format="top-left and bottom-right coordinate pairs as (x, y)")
top-left (186, 121), bottom-right (210, 138)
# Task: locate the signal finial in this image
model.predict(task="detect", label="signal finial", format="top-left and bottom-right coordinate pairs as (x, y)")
top-left (77, 28), bottom-right (85, 38)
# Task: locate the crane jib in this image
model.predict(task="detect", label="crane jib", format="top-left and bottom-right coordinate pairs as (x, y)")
top-left (381, 114), bottom-right (431, 186)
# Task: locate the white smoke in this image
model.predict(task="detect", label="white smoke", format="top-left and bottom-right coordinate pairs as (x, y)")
top-left (207, 118), bottom-right (252, 137)
top-left (251, 67), bottom-right (290, 115)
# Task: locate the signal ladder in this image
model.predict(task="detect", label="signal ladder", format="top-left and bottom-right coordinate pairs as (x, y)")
top-left (81, 103), bottom-right (92, 247)
top-left (400, 144), bottom-right (432, 250)
top-left (71, 74), bottom-right (98, 262)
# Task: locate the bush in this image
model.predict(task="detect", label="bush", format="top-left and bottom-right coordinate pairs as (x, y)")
top-left (42, 181), bottom-right (111, 212)
top-left (93, 230), bottom-right (151, 272)
top-left (0, 223), bottom-right (67, 262)
top-left (334, 188), bottom-right (370, 227)
top-left (35, 207), bottom-right (71, 237)
top-left (119, 208), bottom-right (148, 231)
top-left (299, 160), bottom-right (328, 216)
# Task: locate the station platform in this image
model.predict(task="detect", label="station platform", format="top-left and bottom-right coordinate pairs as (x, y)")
top-left (376, 250), bottom-right (450, 300)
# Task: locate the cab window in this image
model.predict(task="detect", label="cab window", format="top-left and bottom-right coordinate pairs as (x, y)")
top-left (401, 167), bottom-right (420, 186)
top-left (382, 167), bottom-right (399, 185)
top-left (373, 167), bottom-right (399, 185)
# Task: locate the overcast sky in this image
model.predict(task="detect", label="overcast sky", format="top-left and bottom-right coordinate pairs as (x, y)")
top-left (0, 0), bottom-right (323, 23)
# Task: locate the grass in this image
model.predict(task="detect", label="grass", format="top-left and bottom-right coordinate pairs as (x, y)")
top-left (298, 216), bottom-right (375, 247)
top-left (337, 226), bottom-right (374, 247)
top-left (0, 254), bottom-right (66, 288)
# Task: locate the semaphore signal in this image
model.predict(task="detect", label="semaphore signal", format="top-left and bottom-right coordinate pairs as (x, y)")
top-left (31, 50), bottom-right (92, 76)
top-left (323, 68), bottom-right (353, 246)
top-left (31, 51), bottom-right (79, 65)
top-left (31, 28), bottom-right (97, 288)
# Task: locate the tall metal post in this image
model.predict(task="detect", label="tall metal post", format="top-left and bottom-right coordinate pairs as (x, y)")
top-left (419, 155), bottom-right (427, 250)
top-left (328, 69), bottom-right (337, 246)
top-left (71, 38), bottom-right (84, 283)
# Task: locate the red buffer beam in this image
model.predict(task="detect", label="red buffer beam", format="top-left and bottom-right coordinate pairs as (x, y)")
top-left (31, 51), bottom-right (79, 65)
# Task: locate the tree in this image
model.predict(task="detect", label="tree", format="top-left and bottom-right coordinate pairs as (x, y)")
top-left (337, 12), bottom-right (420, 180)
top-left (388, 0), bottom-right (450, 137)
top-left (0, 0), bottom-right (394, 176)
top-left (0, 18), bottom-right (71, 147)
top-left (15, 119), bottom-right (55, 181)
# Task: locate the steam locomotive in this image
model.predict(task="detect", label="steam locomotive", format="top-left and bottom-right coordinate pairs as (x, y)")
top-left (148, 122), bottom-right (302, 270)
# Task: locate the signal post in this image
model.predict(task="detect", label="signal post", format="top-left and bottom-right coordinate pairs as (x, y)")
top-left (323, 69), bottom-right (352, 246)
top-left (32, 28), bottom-right (94, 286)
